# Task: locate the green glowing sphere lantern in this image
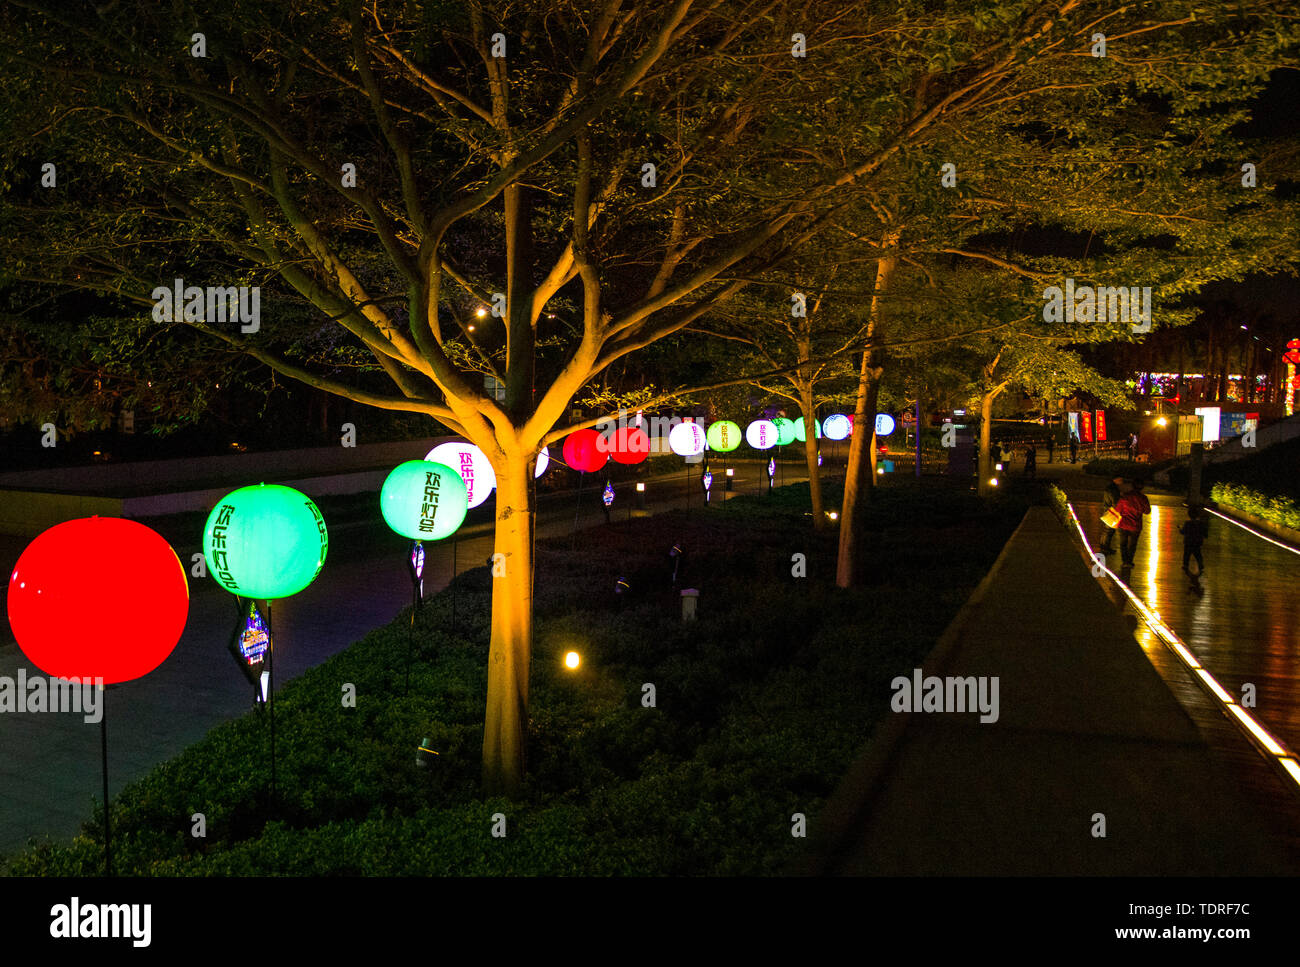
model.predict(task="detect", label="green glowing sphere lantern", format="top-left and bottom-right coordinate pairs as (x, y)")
top-left (772, 418), bottom-right (797, 446)
top-left (706, 420), bottom-right (741, 453)
top-left (792, 417), bottom-right (821, 442)
top-left (203, 484), bottom-right (328, 599)
top-left (380, 461), bottom-right (469, 541)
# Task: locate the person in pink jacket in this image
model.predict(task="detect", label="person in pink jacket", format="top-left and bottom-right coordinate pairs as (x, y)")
top-left (1116, 478), bottom-right (1151, 568)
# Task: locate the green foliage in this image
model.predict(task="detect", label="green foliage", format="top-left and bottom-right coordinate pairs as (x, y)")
top-left (1046, 484), bottom-right (1071, 525)
top-left (1211, 482), bottom-right (1300, 531)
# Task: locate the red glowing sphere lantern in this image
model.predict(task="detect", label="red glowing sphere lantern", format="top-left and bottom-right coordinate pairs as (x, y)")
top-left (610, 426), bottom-right (650, 465)
top-left (7, 517), bottom-right (190, 684)
top-left (563, 428), bottom-right (607, 472)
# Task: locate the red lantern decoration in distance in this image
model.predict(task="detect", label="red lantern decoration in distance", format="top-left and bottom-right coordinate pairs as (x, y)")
top-left (563, 428), bottom-right (607, 472)
top-left (610, 426), bottom-right (650, 465)
top-left (7, 517), bottom-right (190, 684)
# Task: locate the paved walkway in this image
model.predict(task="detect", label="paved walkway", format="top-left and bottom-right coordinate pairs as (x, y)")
top-left (801, 503), bottom-right (1298, 875)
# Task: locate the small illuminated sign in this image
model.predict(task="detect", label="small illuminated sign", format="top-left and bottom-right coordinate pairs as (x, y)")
top-left (238, 602), bottom-right (269, 668)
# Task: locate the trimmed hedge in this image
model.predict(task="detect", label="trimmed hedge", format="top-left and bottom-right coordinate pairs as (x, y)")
top-left (1211, 482), bottom-right (1300, 531)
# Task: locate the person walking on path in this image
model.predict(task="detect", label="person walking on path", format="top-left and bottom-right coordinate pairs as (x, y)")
top-left (1099, 475), bottom-right (1123, 553)
top-left (1128, 432), bottom-right (1139, 461)
top-left (1024, 443), bottom-right (1037, 479)
top-left (1046, 435), bottom-right (1055, 463)
top-left (1179, 505), bottom-right (1209, 577)
top-left (1069, 432), bottom-right (1079, 464)
top-left (1116, 478), bottom-right (1152, 568)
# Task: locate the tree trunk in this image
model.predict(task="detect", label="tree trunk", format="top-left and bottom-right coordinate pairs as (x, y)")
top-left (1175, 340), bottom-right (1185, 404)
top-left (800, 383), bottom-right (825, 529)
top-left (977, 390), bottom-right (995, 497)
top-left (836, 351), bottom-right (880, 587)
top-left (481, 460), bottom-right (535, 798)
top-left (1246, 338), bottom-right (1257, 403)
top-left (835, 239), bottom-right (897, 589)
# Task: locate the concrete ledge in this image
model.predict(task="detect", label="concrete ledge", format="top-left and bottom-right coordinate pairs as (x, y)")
top-left (0, 491), bottom-right (124, 536)
top-left (0, 470), bottom-right (391, 537)
top-left (0, 436), bottom-right (451, 496)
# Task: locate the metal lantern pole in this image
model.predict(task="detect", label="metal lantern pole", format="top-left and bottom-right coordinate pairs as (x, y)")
top-left (405, 539), bottom-right (423, 695)
top-left (100, 687), bottom-right (111, 877)
top-left (571, 470), bottom-right (585, 550)
top-left (267, 600), bottom-right (276, 808)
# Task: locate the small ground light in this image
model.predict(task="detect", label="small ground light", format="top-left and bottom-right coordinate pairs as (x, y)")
top-left (995, 462), bottom-right (1003, 470)
top-left (1156, 416), bottom-right (1168, 427)
top-left (877, 466), bottom-right (884, 474)
top-left (636, 482), bottom-right (645, 491)
top-left (416, 737), bottom-right (439, 768)
top-left (827, 511), bottom-right (839, 520)
top-left (564, 651), bottom-right (580, 669)
top-left (990, 477), bottom-right (999, 486)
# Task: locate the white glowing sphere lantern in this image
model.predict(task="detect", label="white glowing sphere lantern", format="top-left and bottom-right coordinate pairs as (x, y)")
top-left (669, 421), bottom-right (707, 457)
top-left (823, 414), bottom-right (851, 441)
top-left (745, 419), bottom-right (777, 450)
top-left (425, 441), bottom-right (497, 509)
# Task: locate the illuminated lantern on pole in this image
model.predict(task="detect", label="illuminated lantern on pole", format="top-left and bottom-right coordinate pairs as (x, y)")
top-left (610, 426), bottom-right (650, 465)
top-left (8, 517), bottom-right (189, 683)
top-left (7, 516), bottom-right (191, 878)
top-left (534, 445), bottom-right (551, 478)
top-left (426, 442), bottom-right (496, 509)
top-left (874, 413), bottom-right (896, 437)
top-left (706, 420), bottom-right (741, 452)
top-left (381, 461), bottom-right (468, 694)
top-left (772, 417), bottom-right (797, 447)
top-left (380, 461), bottom-right (469, 541)
top-left (203, 484), bottom-right (328, 808)
top-left (563, 428), bottom-right (608, 472)
top-left (669, 421), bottom-right (706, 457)
top-left (203, 484), bottom-right (329, 600)
top-left (792, 417), bottom-right (821, 442)
top-left (745, 419), bottom-right (777, 450)
top-left (822, 414), bottom-right (850, 441)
